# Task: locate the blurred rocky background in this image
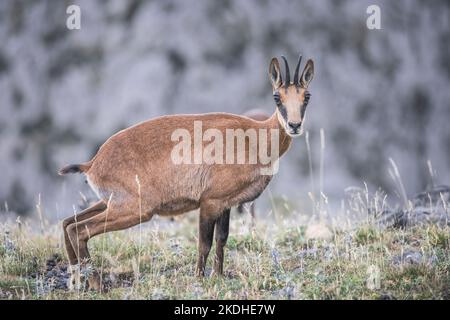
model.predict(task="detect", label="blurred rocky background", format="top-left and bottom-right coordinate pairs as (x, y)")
top-left (0, 0), bottom-right (449, 219)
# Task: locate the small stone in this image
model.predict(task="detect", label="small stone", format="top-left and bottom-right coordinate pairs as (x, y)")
top-left (392, 250), bottom-right (424, 266)
top-left (298, 248), bottom-right (318, 259)
top-left (378, 293), bottom-right (396, 300)
top-left (412, 185), bottom-right (450, 207)
top-left (46, 270), bottom-right (56, 277)
top-left (46, 260), bottom-right (56, 268)
top-left (293, 267), bottom-right (304, 274)
top-left (305, 222), bottom-right (333, 241)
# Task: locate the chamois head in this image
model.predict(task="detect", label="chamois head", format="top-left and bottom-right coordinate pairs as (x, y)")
top-left (269, 55), bottom-right (314, 137)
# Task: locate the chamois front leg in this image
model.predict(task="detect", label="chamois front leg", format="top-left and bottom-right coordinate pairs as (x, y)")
top-left (213, 208), bottom-right (230, 276)
top-left (196, 208), bottom-right (217, 277)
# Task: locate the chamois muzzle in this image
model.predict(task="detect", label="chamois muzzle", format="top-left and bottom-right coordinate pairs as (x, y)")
top-left (287, 121), bottom-right (302, 134)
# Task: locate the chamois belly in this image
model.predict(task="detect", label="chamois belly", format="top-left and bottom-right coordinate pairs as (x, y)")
top-left (154, 198), bottom-right (200, 217)
top-left (224, 175), bottom-right (273, 208)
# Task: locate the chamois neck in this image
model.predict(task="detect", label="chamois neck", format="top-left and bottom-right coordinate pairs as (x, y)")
top-left (265, 112), bottom-right (292, 158)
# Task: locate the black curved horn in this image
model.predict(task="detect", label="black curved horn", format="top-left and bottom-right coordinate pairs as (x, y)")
top-left (293, 54), bottom-right (303, 86)
top-left (281, 56), bottom-right (290, 89)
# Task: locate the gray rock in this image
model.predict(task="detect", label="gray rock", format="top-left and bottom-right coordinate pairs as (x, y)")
top-left (271, 282), bottom-right (296, 300)
top-left (46, 270), bottom-right (56, 277)
top-left (292, 267), bottom-right (304, 274)
top-left (391, 250), bottom-right (437, 267)
top-left (378, 293), bottom-right (396, 300)
top-left (271, 248), bottom-right (281, 267)
top-left (2, 231), bottom-right (15, 254)
top-left (376, 185), bottom-right (450, 228)
top-left (382, 207), bottom-right (449, 228)
top-left (412, 185), bottom-right (450, 207)
top-left (298, 248), bottom-right (318, 259)
top-left (370, 185), bottom-right (450, 228)
top-left (392, 251), bottom-right (424, 265)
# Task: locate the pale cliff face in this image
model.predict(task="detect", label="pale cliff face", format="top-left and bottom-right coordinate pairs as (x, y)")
top-left (0, 0), bottom-right (449, 216)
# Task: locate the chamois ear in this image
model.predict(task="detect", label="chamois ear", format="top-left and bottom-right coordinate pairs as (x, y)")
top-left (269, 57), bottom-right (282, 90)
top-left (300, 59), bottom-right (314, 88)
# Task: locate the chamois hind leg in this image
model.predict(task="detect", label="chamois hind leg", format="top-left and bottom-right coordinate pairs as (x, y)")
top-left (62, 200), bottom-right (107, 266)
top-left (213, 208), bottom-right (230, 276)
top-left (67, 201), bottom-right (153, 291)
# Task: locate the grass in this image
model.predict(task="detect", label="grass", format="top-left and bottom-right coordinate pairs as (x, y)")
top-left (0, 208), bottom-right (448, 300)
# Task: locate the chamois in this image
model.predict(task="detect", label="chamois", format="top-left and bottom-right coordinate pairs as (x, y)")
top-left (237, 109), bottom-right (271, 220)
top-left (59, 55), bottom-right (314, 290)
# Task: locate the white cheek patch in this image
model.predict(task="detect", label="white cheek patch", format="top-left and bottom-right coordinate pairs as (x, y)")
top-left (298, 121), bottom-right (305, 135)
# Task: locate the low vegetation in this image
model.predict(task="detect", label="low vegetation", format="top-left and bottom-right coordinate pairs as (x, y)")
top-left (0, 204), bottom-right (448, 299)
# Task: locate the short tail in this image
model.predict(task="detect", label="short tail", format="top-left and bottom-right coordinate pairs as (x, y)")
top-left (58, 162), bottom-right (91, 175)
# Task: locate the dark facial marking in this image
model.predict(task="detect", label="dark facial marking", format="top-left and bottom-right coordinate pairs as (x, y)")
top-left (300, 91), bottom-right (311, 119)
top-left (278, 104), bottom-right (288, 122)
top-left (273, 91), bottom-right (288, 122)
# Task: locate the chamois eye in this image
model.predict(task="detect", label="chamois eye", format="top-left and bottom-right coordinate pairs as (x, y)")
top-left (304, 92), bottom-right (311, 105)
top-left (273, 93), bottom-right (281, 106)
